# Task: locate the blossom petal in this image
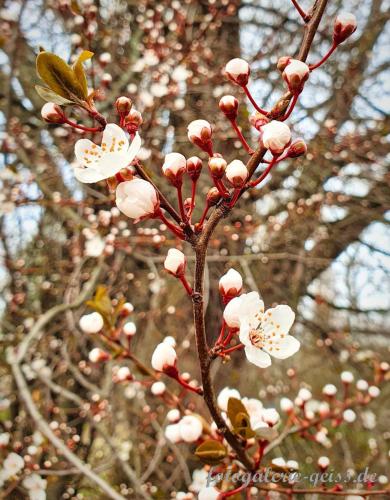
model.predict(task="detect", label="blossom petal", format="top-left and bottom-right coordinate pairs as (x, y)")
top-left (223, 295), bottom-right (242, 328)
top-left (239, 322), bottom-right (250, 346)
top-left (263, 304), bottom-right (295, 336)
top-left (73, 166), bottom-right (107, 183)
top-left (239, 291), bottom-right (264, 328)
top-left (97, 152), bottom-right (134, 176)
top-left (74, 138), bottom-right (101, 167)
top-left (102, 123), bottom-right (129, 154)
top-left (265, 335), bottom-right (300, 359)
top-left (244, 345), bottom-right (271, 368)
top-left (126, 132), bottom-right (142, 162)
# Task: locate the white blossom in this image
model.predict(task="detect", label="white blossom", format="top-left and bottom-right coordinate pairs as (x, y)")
top-left (74, 124), bottom-right (141, 183)
top-left (151, 381), bottom-right (166, 395)
top-left (164, 249), bottom-right (186, 276)
top-left (261, 121), bottom-right (291, 155)
top-left (179, 415), bottom-right (203, 443)
top-left (225, 292), bottom-right (299, 368)
top-left (151, 342), bottom-right (177, 372)
top-left (219, 269), bottom-right (243, 298)
top-left (225, 58), bottom-right (250, 86)
top-left (116, 179), bottom-right (159, 220)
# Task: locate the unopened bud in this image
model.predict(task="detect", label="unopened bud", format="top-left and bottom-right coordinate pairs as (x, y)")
top-left (164, 248), bottom-right (186, 277)
top-left (206, 187), bottom-right (221, 205)
top-left (249, 112), bottom-right (269, 131)
top-left (99, 52), bottom-right (112, 65)
top-left (123, 321), bottom-right (136, 336)
top-left (318, 456), bottom-right (330, 470)
top-left (341, 371), bottom-right (354, 384)
top-left (333, 13), bottom-right (357, 45)
top-left (283, 59), bottom-right (310, 93)
top-left (162, 152), bottom-right (186, 185)
top-left (116, 96), bottom-right (132, 115)
top-left (101, 73), bottom-right (112, 85)
top-left (208, 156), bottom-right (227, 178)
top-left (151, 381), bottom-right (166, 395)
top-left (288, 138), bottom-right (307, 158)
top-left (219, 95), bottom-right (239, 119)
top-left (79, 312), bottom-right (104, 334)
top-left (277, 56), bottom-right (291, 72)
top-left (225, 159), bottom-right (248, 187)
top-left (124, 109), bottom-right (143, 133)
top-left (151, 342), bottom-right (177, 372)
top-left (114, 366), bottom-right (132, 382)
top-left (225, 58), bottom-right (250, 86)
top-left (186, 156), bottom-right (202, 180)
top-left (322, 384), bottom-right (337, 397)
top-left (219, 269), bottom-right (243, 299)
top-left (187, 120), bottom-right (213, 154)
top-left (41, 103), bottom-right (65, 124)
top-left (261, 120), bottom-right (291, 155)
top-left (88, 348), bottom-right (110, 363)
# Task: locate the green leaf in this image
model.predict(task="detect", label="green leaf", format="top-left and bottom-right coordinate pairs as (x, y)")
top-left (227, 398), bottom-right (255, 439)
top-left (35, 85), bottom-right (74, 105)
top-left (86, 285), bottom-right (114, 327)
top-left (72, 50), bottom-right (94, 98)
top-left (36, 51), bottom-right (86, 100)
top-left (195, 439), bottom-right (227, 465)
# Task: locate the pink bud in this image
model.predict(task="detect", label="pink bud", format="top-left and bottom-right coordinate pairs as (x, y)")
top-left (114, 366), bottom-right (132, 382)
top-left (261, 120), bottom-right (291, 155)
top-left (219, 268), bottom-right (243, 298)
top-left (206, 187), bottom-right (221, 205)
top-left (116, 96), bottom-right (132, 115)
top-left (162, 152), bottom-right (186, 184)
top-left (219, 95), bottom-right (239, 119)
top-left (79, 312), bottom-right (104, 334)
top-left (208, 156), bottom-right (227, 178)
top-left (41, 103), bottom-right (65, 124)
top-left (288, 138), bottom-right (307, 158)
top-left (333, 13), bottom-right (357, 45)
top-left (225, 159), bottom-right (248, 187)
top-left (225, 58), bottom-right (250, 86)
top-left (187, 120), bottom-right (213, 154)
top-left (88, 348), bottom-right (109, 363)
top-left (277, 56), bottom-right (291, 72)
top-left (186, 156), bottom-right (202, 180)
top-left (249, 112), bottom-right (269, 131)
top-left (164, 248), bottom-right (186, 276)
top-left (283, 59), bottom-right (310, 93)
top-left (151, 342), bottom-right (177, 372)
top-left (125, 109), bottom-right (143, 133)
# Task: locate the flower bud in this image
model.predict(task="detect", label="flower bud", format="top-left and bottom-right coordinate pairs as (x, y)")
top-left (249, 112), bottom-right (269, 131)
top-left (151, 381), bottom-right (166, 395)
top-left (99, 52), bottom-right (112, 65)
top-left (116, 96), bottom-right (132, 115)
top-left (41, 103), bottom-right (65, 124)
top-left (280, 397), bottom-right (294, 413)
top-left (341, 371), bottom-right (354, 384)
top-left (319, 402), bottom-right (330, 418)
top-left (277, 56), bottom-right (291, 72)
top-left (225, 159), bottom-right (248, 187)
top-left (219, 269), bottom-right (243, 299)
top-left (298, 388), bottom-right (312, 402)
top-left (343, 409), bottom-right (356, 423)
top-left (368, 386), bottom-right (380, 398)
top-left (121, 302), bottom-right (134, 314)
top-left (217, 387), bottom-right (241, 412)
top-left (178, 415), bottom-right (203, 443)
top-left (164, 248), bottom-right (186, 276)
top-left (167, 409), bottom-right (181, 422)
top-left (322, 384), bottom-right (337, 397)
top-left (261, 408), bottom-right (280, 426)
top-left (333, 13), bottom-right (357, 45)
top-left (356, 379), bottom-right (368, 391)
top-left (186, 156), bottom-right (202, 180)
top-left (282, 59), bottom-right (310, 93)
top-left (318, 456), bottom-right (330, 470)
top-left (380, 361), bottom-right (389, 372)
top-left (219, 95), bottom-right (239, 119)
top-left (115, 366), bottom-right (132, 382)
top-left (187, 120), bottom-right (213, 154)
top-left (162, 152), bottom-right (186, 184)
top-left (151, 342), bottom-right (177, 372)
top-left (123, 321), bottom-right (136, 336)
top-left (225, 58), bottom-right (250, 86)
top-left (79, 312), bottom-right (104, 334)
top-left (164, 424), bottom-right (181, 443)
top-left (208, 156), bottom-right (227, 178)
top-left (116, 179), bottom-right (159, 220)
top-left (124, 109), bottom-right (143, 133)
top-left (287, 138), bottom-right (307, 158)
top-left (88, 348), bottom-right (109, 363)
top-left (206, 187), bottom-right (221, 205)
top-left (261, 120), bottom-right (291, 155)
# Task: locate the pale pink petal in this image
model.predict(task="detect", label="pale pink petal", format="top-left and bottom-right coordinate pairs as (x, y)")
top-left (73, 166), bottom-right (107, 183)
top-left (263, 304), bottom-right (295, 335)
top-left (101, 124), bottom-right (129, 154)
top-left (74, 138), bottom-right (101, 167)
top-left (265, 335), bottom-right (300, 359)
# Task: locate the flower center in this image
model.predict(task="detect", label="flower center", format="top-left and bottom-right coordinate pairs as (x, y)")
top-left (249, 325), bottom-right (265, 348)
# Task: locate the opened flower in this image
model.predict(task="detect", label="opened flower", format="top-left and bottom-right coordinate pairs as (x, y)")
top-left (224, 291), bottom-right (300, 368)
top-left (74, 123), bottom-right (141, 183)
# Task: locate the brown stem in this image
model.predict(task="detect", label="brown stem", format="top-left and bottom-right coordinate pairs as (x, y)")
top-left (190, 0), bottom-right (330, 475)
